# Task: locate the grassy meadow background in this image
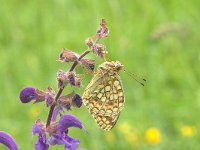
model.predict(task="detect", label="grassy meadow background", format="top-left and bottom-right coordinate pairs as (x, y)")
top-left (0, 0), bottom-right (200, 149)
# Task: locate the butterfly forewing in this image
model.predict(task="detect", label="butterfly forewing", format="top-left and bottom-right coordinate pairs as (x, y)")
top-left (82, 61), bottom-right (124, 131)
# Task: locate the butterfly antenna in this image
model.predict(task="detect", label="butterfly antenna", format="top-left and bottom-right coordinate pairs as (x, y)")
top-left (124, 69), bottom-right (146, 86)
top-left (82, 125), bottom-right (90, 135)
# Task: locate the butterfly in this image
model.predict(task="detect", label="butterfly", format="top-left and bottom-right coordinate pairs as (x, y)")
top-left (82, 61), bottom-right (124, 131)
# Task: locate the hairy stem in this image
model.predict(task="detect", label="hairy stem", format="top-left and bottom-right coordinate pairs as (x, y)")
top-left (46, 50), bottom-right (91, 127)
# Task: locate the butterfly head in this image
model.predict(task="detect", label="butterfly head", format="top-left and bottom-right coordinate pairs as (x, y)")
top-left (99, 61), bottom-right (123, 72)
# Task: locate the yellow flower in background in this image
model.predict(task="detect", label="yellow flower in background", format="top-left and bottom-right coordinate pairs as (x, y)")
top-left (117, 122), bottom-right (139, 146)
top-left (29, 106), bottom-right (40, 118)
top-left (104, 132), bottom-right (116, 143)
top-left (125, 132), bottom-right (139, 146)
top-left (180, 125), bottom-right (196, 137)
top-left (145, 127), bottom-right (161, 145)
top-left (118, 122), bottom-right (132, 135)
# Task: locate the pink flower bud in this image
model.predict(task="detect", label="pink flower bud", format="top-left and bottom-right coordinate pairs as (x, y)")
top-left (57, 70), bottom-right (79, 88)
top-left (80, 58), bottom-right (95, 72)
top-left (85, 38), bottom-right (94, 48)
top-left (92, 44), bottom-right (108, 58)
top-left (34, 89), bottom-right (47, 103)
top-left (96, 19), bottom-right (109, 38)
top-left (45, 86), bottom-right (55, 107)
top-left (57, 92), bottom-right (75, 110)
top-left (59, 48), bottom-right (79, 62)
top-left (74, 76), bottom-right (82, 88)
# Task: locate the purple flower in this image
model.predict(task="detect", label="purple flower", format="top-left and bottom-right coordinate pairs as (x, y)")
top-left (0, 131), bottom-right (18, 150)
top-left (32, 115), bottom-right (83, 150)
top-left (20, 87), bottom-right (47, 104)
top-left (32, 120), bottom-right (49, 150)
top-left (49, 114), bottom-right (83, 150)
top-left (20, 87), bottom-right (36, 103)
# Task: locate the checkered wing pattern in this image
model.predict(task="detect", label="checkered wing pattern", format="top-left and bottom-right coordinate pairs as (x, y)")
top-left (82, 66), bottom-right (124, 131)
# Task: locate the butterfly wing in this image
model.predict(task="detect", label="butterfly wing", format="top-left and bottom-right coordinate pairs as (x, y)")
top-left (82, 71), bottom-right (125, 131)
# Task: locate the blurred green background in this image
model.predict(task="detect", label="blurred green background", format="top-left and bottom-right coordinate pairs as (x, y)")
top-left (0, 0), bottom-right (200, 149)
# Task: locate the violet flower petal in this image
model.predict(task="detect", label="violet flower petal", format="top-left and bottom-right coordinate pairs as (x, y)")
top-left (32, 123), bottom-right (49, 150)
top-left (64, 135), bottom-right (79, 150)
top-left (48, 133), bottom-right (80, 150)
top-left (19, 87), bottom-right (36, 103)
top-left (0, 131), bottom-right (18, 150)
top-left (57, 114), bottom-right (83, 133)
top-left (32, 123), bottom-right (43, 136)
top-left (48, 135), bottom-right (64, 145)
top-left (35, 136), bottom-right (49, 150)
top-left (72, 94), bottom-right (82, 108)
top-left (52, 106), bottom-right (64, 121)
top-left (48, 114), bottom-right (83, 150)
